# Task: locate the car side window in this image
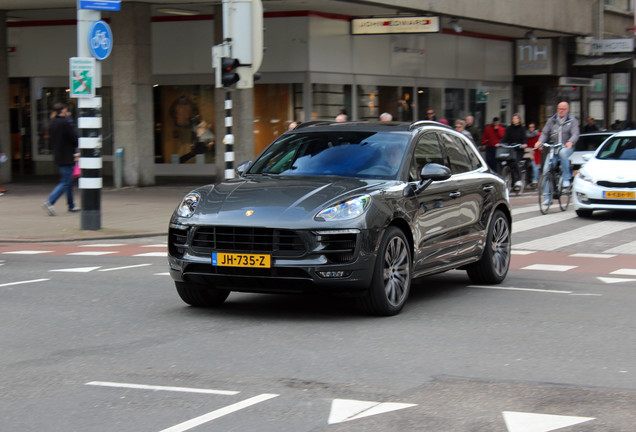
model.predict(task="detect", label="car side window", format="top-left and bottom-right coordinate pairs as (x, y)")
top-left (441, 133), bottom-right (473, 174)
top-left (457, 137), bottom-right (482, 171)
top-left (410, 132), bottom-right (445, 180)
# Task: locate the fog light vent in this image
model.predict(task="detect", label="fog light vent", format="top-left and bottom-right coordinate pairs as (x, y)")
top-left (317, 271), bottom-right (351, 278)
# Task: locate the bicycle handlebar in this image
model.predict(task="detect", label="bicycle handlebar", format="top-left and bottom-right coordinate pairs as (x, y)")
top-left (538, 142), bottom-right (563, 148)
top-left (497, 143), bottom-right (525, 148)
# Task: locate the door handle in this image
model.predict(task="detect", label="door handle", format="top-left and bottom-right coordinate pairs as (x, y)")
top-left (482, 185), bottom-right (495, 192)
top-left (449, 191), bottom-right (461, 199)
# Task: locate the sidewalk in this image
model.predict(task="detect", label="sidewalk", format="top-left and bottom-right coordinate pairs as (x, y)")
top-left (0, 182), bottom-right (197, 243)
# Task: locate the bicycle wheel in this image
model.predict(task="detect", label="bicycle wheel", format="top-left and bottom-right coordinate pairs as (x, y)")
top-left (501, 166), bottom-right (512, 192)
top-left (558, 175), bottom-right (571, 211)
top-left (538, 172), bottom-right (553, 214)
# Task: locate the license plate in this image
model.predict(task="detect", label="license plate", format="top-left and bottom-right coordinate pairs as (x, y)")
top-left (603, 191), bottom-right (635, 199)
top-left (212, 252), bottom-right (271, 268)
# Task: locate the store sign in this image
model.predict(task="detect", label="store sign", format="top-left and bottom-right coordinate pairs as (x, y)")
top-left (590, 38), bottom-right (634, 53)
top-left (70, 57), bottom-right (96, 98)
top-left (352, 16), bottom-right (440, 34)
top-left (516, 39), bottom-right (553, 76)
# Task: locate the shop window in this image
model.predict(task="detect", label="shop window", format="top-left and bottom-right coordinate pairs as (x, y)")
top-left (154, 85), bottom-right (216, 164)
top-left (358, 85), bottom-right (413, 121)
top-left (254, 83), bottom-right (297, 155)
top-left (444, 88), bottom-right (465, 124)
top-left (313, 84), bottom-right (351, 121)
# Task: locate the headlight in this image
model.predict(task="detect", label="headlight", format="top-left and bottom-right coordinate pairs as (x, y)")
top-left (315, 195), bottom-right (371, 221)
top-left (176, 192), bottom-right (201, 218)
top-left (575, 171), bottom-right (595, 184)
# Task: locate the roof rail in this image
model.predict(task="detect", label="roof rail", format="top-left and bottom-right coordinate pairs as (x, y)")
top-left (292, 120), bottom-right (333, 130)
top-left (409, 120), bottom-right (452, 131)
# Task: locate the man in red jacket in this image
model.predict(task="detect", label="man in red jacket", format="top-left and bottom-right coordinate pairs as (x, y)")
top-left (481, 117), bottom-right (505, 173)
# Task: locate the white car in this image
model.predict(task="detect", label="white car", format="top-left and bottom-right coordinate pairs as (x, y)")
top-left (572, 130), bottom-right (636, 217)
top-left (569, 132), bottom-right (614, 172)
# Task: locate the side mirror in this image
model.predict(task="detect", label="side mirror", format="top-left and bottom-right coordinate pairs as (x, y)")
top-left (420, 163), bottom-right (451, 182)
top-left (235, 161), bottom-right (252, 177)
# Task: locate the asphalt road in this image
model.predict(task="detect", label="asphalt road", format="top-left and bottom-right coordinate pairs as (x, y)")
top-left (2, 198), bottom-right (636, 432)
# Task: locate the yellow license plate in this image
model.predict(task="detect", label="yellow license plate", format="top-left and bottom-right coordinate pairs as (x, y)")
top-left (212, 252), bottom-right (271, 268)
top-left (603, 191), bottom-right (635, 199)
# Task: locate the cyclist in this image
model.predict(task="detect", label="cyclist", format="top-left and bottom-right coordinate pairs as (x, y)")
top-left (534, 101), bottom-right (580, 188)
top-left (498, 113), bottom-right (527, 189)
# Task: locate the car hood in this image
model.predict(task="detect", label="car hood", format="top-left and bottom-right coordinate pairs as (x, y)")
top-left (185, 176), bottom-right (391, 226)
top-left (582, 159), bottom-right (636, 181)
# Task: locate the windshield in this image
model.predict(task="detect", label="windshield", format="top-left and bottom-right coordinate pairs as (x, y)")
top-left (247, 131), bottom-right (410, 179)
top-left (574, 134), bottom-right (611, 152)
top-left (597, 136), bottom-right (636, 160)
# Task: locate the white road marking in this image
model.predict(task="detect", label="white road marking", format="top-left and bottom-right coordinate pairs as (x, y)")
top-left (85, 381), bottom-right (239, 395)
top-left (154, 272), bottom-right (170, 276)
top-left (133, 252), bottom-right (167, 257)
top-left (328, 399), bottom-right (417, 425)
top-left (2, 250), bottom-right (53, 255)
top-left (514, 221), bottom-right (633, 251)
top-left (502, 411), bottom-right (594, 432)
top-left (469, 285), bottom-right (573, 294)
top-left (50, 266), bottom-right (102, 273)
top-left (512, 211), bottom-right (576, 234)
top-left (611, 268), bottom-right (636, 276)
top-left (521, 264), bottom-right (577, 272)
top-left (99, 264), bottom-right (153, 272)
top-left (597, 277), bottom-right (636, 284)
top-left (511, 250), bottom-right (536, 255)
top-left (0, 278), bottom-right (50, 288)
top-left (158, 393), bottom-right (279, 432)
top-left (604, 239), bottom-right (636, 254)
top-left (67, 251), bottom-right (118, 256)
top-left (511, 205), bottom-right (539, 216)
top-left (142, 244), bottom-right (167, 248)
top-left (79, 243), bottom-right (125, 247)
top-left (569, 253), bottom-right (616, 259)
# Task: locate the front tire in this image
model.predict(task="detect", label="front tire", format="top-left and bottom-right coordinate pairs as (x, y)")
top-left (175, 281), bottom-right (230, 307)
top-left (538, 173), bottom-right (553, 214)
top-left (357, 226), bottom-right (411, 316)
top-left (576, 209), bottom-right (593, 218)
top-left (558, 176), bottom-right (571, 211)
top-left (466, 210), bottom-right (511, 284)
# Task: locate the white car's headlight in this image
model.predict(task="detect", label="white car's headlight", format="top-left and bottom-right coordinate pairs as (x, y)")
top-left (315, 195), bottom-right (371, 221)
top-left (176, 192), bottom-right (201, 217)
top-left (575, 171), bottom-right (595, 185)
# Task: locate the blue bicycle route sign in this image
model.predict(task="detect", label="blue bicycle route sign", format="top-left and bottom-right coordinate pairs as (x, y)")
top-left (79, 0), bottom-right (121, 11)
top-left (88, 20), bottom-right (113, 61)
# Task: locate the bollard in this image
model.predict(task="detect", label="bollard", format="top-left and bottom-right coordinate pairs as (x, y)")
top-left (114, 147), bottom-right (124, 188)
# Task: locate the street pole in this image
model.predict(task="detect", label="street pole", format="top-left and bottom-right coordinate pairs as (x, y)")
top-left (76, 7), bottom-right (103, 230)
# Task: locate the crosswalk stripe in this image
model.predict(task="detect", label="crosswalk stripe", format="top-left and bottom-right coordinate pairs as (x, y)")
top-left (604, 239), bottom-right (636, 255)
top-left (2, 250), bottom-right (53, 255)
top-left (511, 205), bottom-right (539, 216)
top-left (67, 251), bottom-right (118, 256)
top-left (514, 220), bottom-right (634, 251)
top-left (512, 211), bottom-right (577, 234)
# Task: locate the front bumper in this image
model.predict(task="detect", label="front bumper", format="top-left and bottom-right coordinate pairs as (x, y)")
top-left (572, 179), bottom-right (636, 211)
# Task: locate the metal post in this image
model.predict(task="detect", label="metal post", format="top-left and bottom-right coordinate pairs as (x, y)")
top-left (224, 90), bottom-right (235, 180)
top-left (77, 7), bottom-right (102, 230)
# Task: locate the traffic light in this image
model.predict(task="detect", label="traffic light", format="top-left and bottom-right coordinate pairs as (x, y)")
top-left (221, 57), bottom-right (240, 87)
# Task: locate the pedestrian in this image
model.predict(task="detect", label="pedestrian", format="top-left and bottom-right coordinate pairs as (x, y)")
top-left (499, 113), bottom-right (527, 189)
top-left (453, 119), bottom-right (474, 143)
top-left (535, 101), bottom-right (580, 188)
top-left (425, 108), bottom-right (437, 121)
top-left (582, 116), bottom-right (599, 133)
top-left (379, 112), bottom-right (393, 122)
top-left (526, 122), bottom-right (542, 186)
top-left (481, 117), bottom-right (505, 172)
top-left (465, 115), bottom-right (481, 146)
top-left (42, 102), bottom-right (80, 216)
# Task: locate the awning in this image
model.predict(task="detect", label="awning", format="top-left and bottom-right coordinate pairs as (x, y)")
top-left (573, 56), bottom-right (633, 66)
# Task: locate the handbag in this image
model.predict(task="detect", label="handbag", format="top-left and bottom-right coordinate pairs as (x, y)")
top-left (495, 146), bottom-right (511, 160)
top-left (72, 163), bottom-right (81, 178)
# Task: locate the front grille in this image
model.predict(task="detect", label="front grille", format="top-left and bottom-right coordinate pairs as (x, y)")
top-left (168, 227), bottom-right (189, 257)
top-left (589, 198), bottom-right (636, 205)
top-left (192, 226), bottom-right (305, 257)
top-left (597, 181), bottom-right (636, 188)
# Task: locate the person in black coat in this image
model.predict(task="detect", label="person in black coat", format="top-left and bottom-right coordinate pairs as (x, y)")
top-left (499, 113), bottom-right (528, 189)
top-left (42, 102), bottom-right (79, 215)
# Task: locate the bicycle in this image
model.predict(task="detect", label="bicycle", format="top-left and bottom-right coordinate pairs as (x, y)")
top-left (496, 143), bottom-right (526, 195)
top-left (537, 142), bottom-right (571, 214)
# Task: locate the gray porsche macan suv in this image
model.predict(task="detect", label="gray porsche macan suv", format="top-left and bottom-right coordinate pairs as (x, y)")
top-left (168, 121), bottom-right (512, 316)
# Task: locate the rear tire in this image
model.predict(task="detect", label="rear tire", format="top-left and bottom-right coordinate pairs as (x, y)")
top-left (538, 173), bottom-right (553, 215)
top-left (357, 226), bottom-right (411, 316)
top-left (175, 281), bottom-right (230, 307)
top-left (466, 210), bottom-right (511, 284)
